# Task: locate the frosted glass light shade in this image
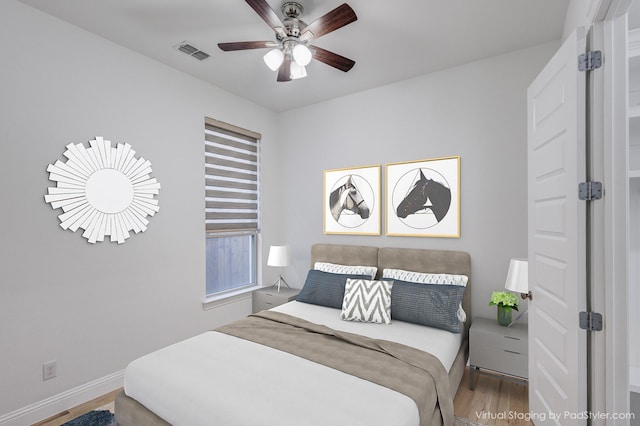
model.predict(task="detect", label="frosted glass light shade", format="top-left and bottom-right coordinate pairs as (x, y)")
top-left (267, 245), bottom-right (289, 267)
top-left (505, 258), bottom-right (528, 293)
top-left (290, 61), bottom-right (307, 79)
top-left (263, 48), bottom-right (284, 71)
top-left (292, 44), bottom-right (312, 66)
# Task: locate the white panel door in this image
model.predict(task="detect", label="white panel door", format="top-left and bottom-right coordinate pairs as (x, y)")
top-left (527, 28), bottom-right (587, 424)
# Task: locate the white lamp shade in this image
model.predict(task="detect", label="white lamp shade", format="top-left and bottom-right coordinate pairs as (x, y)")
top-left (263, 48), bottom-right (284, 71)
top-left (292, 44), bottom-right (312, 66)
top-left (290, 61), bottom-right (307, 79)
top-left (505, 258), bottom-right (528, 293)
top-left (267, 245), bottom-right (289, 267)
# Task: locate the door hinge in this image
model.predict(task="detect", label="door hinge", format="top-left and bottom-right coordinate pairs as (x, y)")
top-left (578, 181), bottom-right (602, 201)
top-left (578, 50), bottom-right (602, 72)
top-left (579, 311), bottom-right (603, 331)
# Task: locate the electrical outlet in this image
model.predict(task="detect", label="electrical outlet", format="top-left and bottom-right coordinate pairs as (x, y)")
top-left (43, 361), bottom-right (57, 381)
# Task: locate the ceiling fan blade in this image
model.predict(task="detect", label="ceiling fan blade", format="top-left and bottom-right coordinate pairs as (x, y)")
top-left (311, 46), bottom-right (355, 72)
top-left (245, 0), bottom-right (287, 38)
top-left (277, 55), bottom-right (292, 82)
top-left (218, 41), bottom-right (278, 51)
top-left (299, 3), bottom-right (357, 41)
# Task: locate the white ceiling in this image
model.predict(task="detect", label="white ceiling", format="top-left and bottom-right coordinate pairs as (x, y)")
top-left (18, 0), bottom-right (570, 112)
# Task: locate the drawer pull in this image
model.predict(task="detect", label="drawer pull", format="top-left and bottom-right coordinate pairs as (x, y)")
top-left (504, 349), bottom-right (521, 355)
top-left (504, 336), bottom-right (521, 341)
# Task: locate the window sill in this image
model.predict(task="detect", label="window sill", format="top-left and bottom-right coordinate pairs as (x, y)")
top-left (202, 285), bottom-right (260, 310)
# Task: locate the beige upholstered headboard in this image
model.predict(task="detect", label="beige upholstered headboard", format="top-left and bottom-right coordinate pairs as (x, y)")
top-left (311, 244), bottom-right (379, 269)
top-left (310, 244), bottom-right (472, 330)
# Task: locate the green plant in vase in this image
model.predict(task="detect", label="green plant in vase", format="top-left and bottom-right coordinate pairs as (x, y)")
top-left (489, 291), bottom-right (519, 326)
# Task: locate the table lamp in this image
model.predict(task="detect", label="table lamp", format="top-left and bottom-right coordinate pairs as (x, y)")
top-left (504, 258), bottom-right (531, 326)
top-left (267, 245), bottom-right (290, 292)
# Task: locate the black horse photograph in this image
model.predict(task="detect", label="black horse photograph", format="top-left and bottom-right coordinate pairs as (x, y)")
top-left (395, 169), bottom-right (452, 227)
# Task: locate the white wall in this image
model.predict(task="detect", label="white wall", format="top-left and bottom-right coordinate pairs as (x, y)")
top-left (0, 0), bottom-right (279, 421)
top-left (563, 0), bottom-right (598, 40)
top-left (276, 41), bottom-right (559, 321)
top-left (562, 0), bottom-right (634, 39)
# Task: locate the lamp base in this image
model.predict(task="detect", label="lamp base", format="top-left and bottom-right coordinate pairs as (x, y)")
top-left (272, 276), bottom-right (291, 293)
top-left (507, 307), bottom-right (528, 327)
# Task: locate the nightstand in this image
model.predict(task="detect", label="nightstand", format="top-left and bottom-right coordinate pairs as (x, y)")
top-left (469, 317), bottom-right (528, 390)
top-left (252, 286), bottom-right (299, 313)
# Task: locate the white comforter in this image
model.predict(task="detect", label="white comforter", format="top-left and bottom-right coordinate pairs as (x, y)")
top-left (124, 301), bottom-right (462, 426)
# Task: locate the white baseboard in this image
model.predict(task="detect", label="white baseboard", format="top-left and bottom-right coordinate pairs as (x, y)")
top-left (0, 370), bottom-right (124, 426)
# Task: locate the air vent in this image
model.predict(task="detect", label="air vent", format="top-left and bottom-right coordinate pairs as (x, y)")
top-left (191, 50), bottom-right (210, 61)
top-left (175, 41), bottom-right (210, 61)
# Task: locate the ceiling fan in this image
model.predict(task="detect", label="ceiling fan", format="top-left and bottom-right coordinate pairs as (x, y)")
top-left (218, 0), bottom-right (357, 82)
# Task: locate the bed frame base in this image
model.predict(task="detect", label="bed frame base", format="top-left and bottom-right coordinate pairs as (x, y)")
top-left (116, 244), bottom-right (472, 426)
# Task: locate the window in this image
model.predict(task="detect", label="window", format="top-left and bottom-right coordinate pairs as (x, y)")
top-left (204, 118), bottom-right (260, 297)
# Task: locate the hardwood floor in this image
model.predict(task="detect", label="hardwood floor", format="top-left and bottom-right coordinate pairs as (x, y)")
top-left (454, 368), bottom-right (532, 425)
top-left (33, 368), bottom-right (530, 426)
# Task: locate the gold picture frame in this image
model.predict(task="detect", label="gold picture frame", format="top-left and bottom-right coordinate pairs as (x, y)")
top-left (324, 164), bottom-right (381, 235)
top-left (385, 156), bottom-right (460, 238)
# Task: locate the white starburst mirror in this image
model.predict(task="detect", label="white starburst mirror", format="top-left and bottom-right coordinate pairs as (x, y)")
top-left (44, 137), bottom-right (161, 244)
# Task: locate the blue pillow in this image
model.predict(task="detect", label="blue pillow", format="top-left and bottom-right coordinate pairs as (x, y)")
top-left (297, 270), bottom-right (370, 309)
top-left (387, 279), bottom-right (466, 333)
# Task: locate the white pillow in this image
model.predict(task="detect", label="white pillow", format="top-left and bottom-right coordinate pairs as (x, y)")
top-left (381, 269), bottom-right (468, 286)
top-left (382, 268), bottom-right (468, 322)
top-left (314, 262), bottom-right (377, 280)
top-left (341, 279), bottom-right (393, 324)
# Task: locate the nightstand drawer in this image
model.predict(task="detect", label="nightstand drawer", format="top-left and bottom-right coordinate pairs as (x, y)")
top-left (252, 287), bottom-right (299, 313)
top-left (470, 345), bottom-right (528, 379)
top-left (470, 328), bottom-right (528, 354)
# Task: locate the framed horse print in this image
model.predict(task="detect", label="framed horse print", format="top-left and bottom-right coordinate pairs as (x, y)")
top-left (323, 164), bottom-right (381, 235)
top-left (385, 156), bottom-right (460, 238)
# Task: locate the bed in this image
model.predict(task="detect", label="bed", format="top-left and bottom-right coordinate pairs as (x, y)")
top-left (115, 244), bottom-right (472, 426)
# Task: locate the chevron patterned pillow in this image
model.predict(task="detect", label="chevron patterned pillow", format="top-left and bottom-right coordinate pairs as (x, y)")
top-left (341, 279), bottom-right (393, 324)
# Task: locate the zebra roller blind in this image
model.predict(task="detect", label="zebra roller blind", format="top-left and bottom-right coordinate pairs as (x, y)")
top-left (205, 118), bottom-right (260, 233)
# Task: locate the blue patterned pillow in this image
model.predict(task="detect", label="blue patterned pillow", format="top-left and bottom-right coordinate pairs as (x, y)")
top-left (382, 268), bottom-right (468, 322)
top-left (297, 270), bottom-right (370, 309)
top-left (388, 279), bottom-right (465, 333)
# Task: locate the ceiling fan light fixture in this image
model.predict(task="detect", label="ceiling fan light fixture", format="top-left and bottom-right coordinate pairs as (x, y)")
top-left (263, 48), bottom-right (285, 71)
top-left (290, 61), bottom-right (307, 79)
top-left (219, 0), bottom-right (357, 82)
top-left (292, 44), bottom-right (312, 66)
